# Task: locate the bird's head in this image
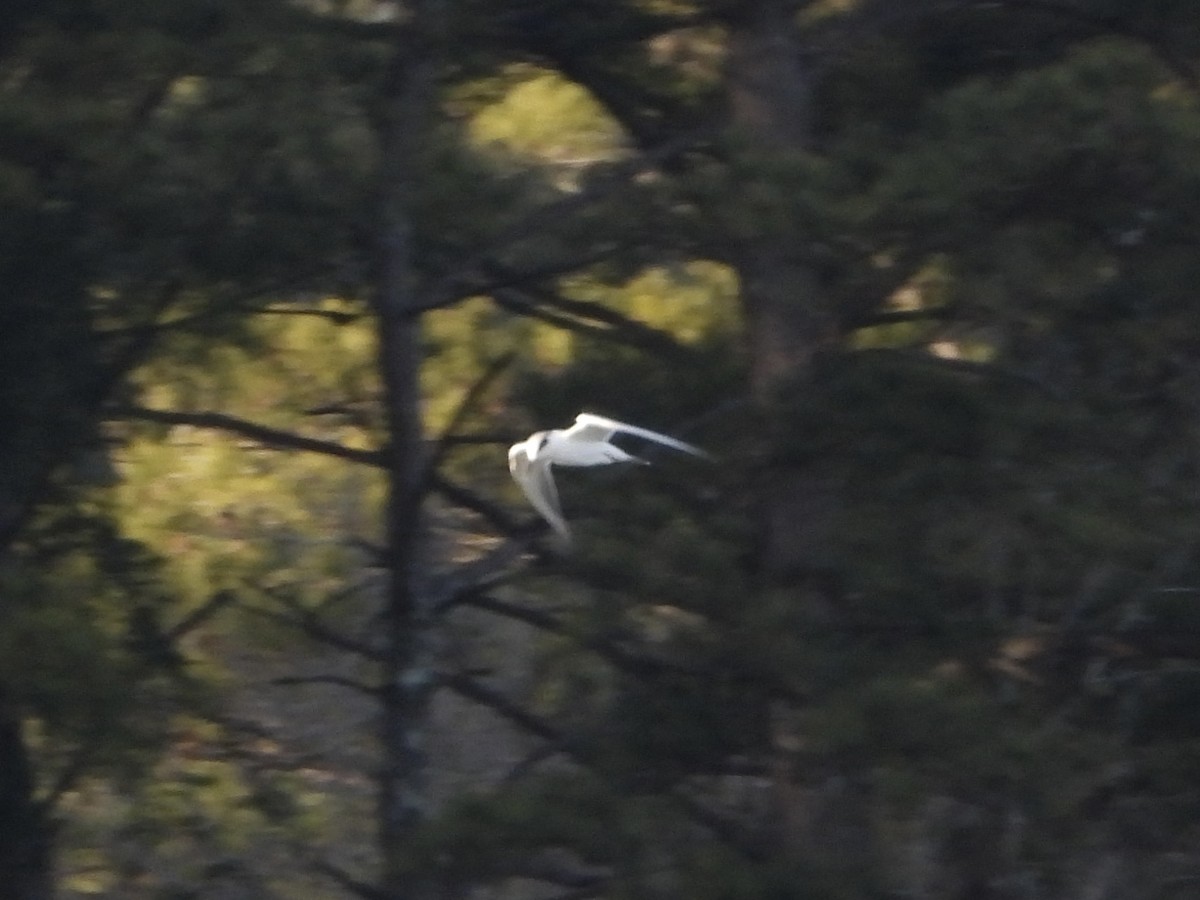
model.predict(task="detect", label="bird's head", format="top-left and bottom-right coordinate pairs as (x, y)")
top-left (509, 431), bottom-right (547, 473)
top-left (525, 430), bottom-right (550, 461)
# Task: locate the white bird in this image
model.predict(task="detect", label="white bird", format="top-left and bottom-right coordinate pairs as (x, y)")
top-left (508, 412), bottom-right (711, 545)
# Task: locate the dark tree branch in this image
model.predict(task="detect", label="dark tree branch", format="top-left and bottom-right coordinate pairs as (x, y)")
top-left (416, 131), bottom-right (705, 319)
top-left (414, 245), bottom-right (624, 316)
top-left (244, 589), bottom-right (381, 661)
top-left (271, 675), bottom-right (381, 697)
top-left (842, 304), bottom-right (958, 332)
top-left (36, 743), bottom-right (97, 817)
top-left (667, 786), bottom-right (771, 863)
top-left (454, 594), bottom-right (680, 682)
top-left (95, 267), bottom-right (350, 341)
top-left (429, 474), bottom-right (534, 538)
top-left (165, 589), bottom-right (238, 643)
top-left (108, 407), bottom-right (538, 543)
top-left (443, 671), bottom-right (775, 864)
top-left (429, 541), bottom-right (531, 613)
top-left (106, 405), bottom-right (384, 467)
top-left (457, 594), bottom-right (808, 706)
top-left (257, 305), bottom-right (361, 325)
top-left (500, 852), bottom-right (611, 892)
top-left (0, 278), bottom-right (182, 558)
top-left (816, 0), bottom-right (1200, 91)
top-left (310, 858), bottom-right (389, 900)
top-left (539, 890), bottom-right (605, 900)
top-left (490, 282), bottom-right (694, 359)
top-left (284, 5), bottom-right (404, 43)
top-left (855, 347), bottom-right (1060, 395)
top-left (441, 673), bottom-right (562, 743)
top-left (421, 352), bottom-right (514, 484)
top-left (962, 0), bottom-right (1200, 90)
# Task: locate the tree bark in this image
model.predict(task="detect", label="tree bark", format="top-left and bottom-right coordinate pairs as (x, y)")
top-left (725, 1), bottom-right (840, 586)
top-left (372, 7), bottom-right (441, 898)
top-left (0, 692), bottom-right (52, 900)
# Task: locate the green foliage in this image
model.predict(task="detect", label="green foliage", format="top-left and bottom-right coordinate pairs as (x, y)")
top-left (7, 1), bottom-right (1200, 898)
top-left (0, 493), bottom-right (184, 778)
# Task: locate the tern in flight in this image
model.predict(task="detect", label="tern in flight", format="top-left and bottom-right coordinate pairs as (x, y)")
top-left (508, 412), bottom-right (711, 545)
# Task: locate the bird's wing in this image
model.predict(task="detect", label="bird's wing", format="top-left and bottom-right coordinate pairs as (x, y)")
top-left (569, 412), bottom-right (712, 459)
top-left (510, 446), bottom-right (572, 543)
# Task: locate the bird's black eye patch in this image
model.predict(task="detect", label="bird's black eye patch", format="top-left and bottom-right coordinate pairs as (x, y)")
top-left (538, 435), bottom-right (550, 450)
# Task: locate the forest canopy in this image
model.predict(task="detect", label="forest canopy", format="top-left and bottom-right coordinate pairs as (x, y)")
top-left (3, 2), bottom-right (1200, 899)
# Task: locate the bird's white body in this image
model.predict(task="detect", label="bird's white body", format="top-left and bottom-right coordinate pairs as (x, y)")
top-left (508, 412), bottom-right (710, 544)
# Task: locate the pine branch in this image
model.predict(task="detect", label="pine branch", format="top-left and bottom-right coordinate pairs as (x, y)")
top-left (501, 851), bottom-right (611, 891)
top-left (106, 405), bottom-right (384, 467)
top-left (416, 132), bottom-right (703, 318)
top-left (963, 0), bottom-right (1200, 90)
top-left (855, 347), bottom-right (1060, 395)
top-left (441, 672), bottom-right (562, 743)
top-left (540, 890), bottom-right (605, 900)
top-left (310, 859), bottom-right (388, 900)
top-left (271, 674), bottom-right (380, 697)
top-left (820, 0), bottom-right (1200, 91)
top-left (421, 353), bottom-right (514, 484)
top-left (668, 786), bottom-right (770, 862)
top-left (257, 305), bottom-right (361, 325)
top-left (843, 305), bottom-right (958, 332)
top-left (243, 589), bottom-right (381, 661)
top-left (164, 589), bottom-right (238, 643)
top-left (492, 293), bottom-right (625, 344)
top-left (491, 282), bottom-right (694, 359)
top-left (0, 279), bottom-right (181, 556)
top-left (414, 245), bottom-right (623, 316)
top-left (36, 743), bottom-right (98, 816)
top-left (460, 593), bottom-right (809, 705)
top-left (109, 407), bottom-right (535, 541)
top-left (454, 594), bottom-right (680, 682)
top-left (429, 473), bottom-right (536, 537)
top-left (430, 541), bottom-right (531, 613)
top-left (444, 671), bottom-right (775, 863)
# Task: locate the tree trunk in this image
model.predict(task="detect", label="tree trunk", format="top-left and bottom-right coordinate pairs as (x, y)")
top-left (0, 692), bottom-right (52, 900)
top-left (372, 7), bottom-right (441, 898)
top-left (725, 0), bottom-right (840, 587)
top-left (725, 0), bottom-right (859, 874)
